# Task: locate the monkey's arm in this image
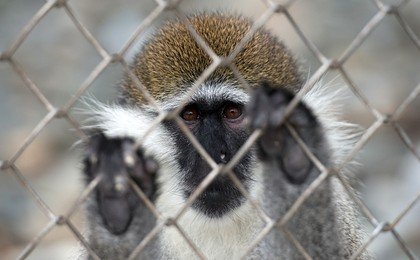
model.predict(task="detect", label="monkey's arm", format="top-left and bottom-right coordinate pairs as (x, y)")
top-left (82, 133), bottom-right (159, 259)
top-left (247, 82), bottom-right (370, 259)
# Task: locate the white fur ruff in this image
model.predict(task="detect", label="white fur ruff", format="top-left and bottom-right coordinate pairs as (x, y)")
top-left (82, 81), bottom-right (359, 259)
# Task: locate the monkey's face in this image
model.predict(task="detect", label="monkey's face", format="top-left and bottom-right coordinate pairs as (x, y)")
top-left (163, 86), bottom-right (255, 218)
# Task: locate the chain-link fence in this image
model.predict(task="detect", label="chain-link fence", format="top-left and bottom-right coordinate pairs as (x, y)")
top-left (0, 0), bottom-right (419, 259)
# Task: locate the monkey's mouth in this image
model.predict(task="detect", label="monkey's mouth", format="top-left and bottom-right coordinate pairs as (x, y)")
top-left (185, 179), bottom-right (245, 218)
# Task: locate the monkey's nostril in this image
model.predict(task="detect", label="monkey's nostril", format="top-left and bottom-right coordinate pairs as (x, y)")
top-left (220, 152), bottom-right (227, 164)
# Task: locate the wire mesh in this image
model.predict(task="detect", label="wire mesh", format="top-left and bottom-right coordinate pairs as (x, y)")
top-left (0, 0), bottom-right (419, 259)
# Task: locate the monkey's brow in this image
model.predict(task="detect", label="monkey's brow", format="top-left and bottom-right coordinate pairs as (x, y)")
top-left (160, 85), bottom-right (250, 111)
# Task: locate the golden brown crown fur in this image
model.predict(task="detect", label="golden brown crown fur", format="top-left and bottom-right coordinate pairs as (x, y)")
top-left (122, 13), bottom-right (302, 104)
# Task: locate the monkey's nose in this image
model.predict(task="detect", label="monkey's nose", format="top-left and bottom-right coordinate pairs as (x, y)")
top-left (220, 151), bottom-right (227, 164)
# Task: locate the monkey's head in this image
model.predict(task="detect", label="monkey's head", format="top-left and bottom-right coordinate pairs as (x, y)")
top-left (120, 13), bottom-right (302, 218)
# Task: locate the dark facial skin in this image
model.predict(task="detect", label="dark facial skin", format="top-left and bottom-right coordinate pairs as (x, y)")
top-left (164, 98), bottom-right (255, 218)
top-left (164, 83), bottom-right (322, 218)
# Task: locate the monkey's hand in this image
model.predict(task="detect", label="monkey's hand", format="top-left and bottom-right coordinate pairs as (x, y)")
top-left (84, 133), bottom-right (158, 235)
top-left (247, 82), bottom-right (323, 184)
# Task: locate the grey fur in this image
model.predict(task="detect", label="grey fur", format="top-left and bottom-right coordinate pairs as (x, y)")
top-left (81, 94), bottom-right (370, 259)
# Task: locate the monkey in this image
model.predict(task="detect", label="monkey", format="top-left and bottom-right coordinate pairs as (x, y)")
top-left (81, 13), bottom-right (370, 259)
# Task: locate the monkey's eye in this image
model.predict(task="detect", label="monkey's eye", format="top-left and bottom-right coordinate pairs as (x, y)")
top-left (222, 103), bottom-right (242, 120)
top-left (181, 105), bottom-right (200, 122)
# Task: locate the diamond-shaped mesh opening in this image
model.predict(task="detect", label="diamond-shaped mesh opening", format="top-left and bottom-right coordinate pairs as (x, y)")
top-left (343, 19), bottom-right (420, 112)
top-left (0, 0), bottom-right (419, 259)
top-left (0, 66), bottom-right (48, 161)
top-left (70, 0), bottom-right (162, 59)
top-left (13, 118), bottom-right (80, 175)
top-left (288, 0), bottom-right (379, 58)
top-left (11, 7), bottom-right (105, 105)
top-left (0, 167), bottom-right (50, 259)
top-left (72, 62), bottom-right (125, 108)
top-left (0, 0), bottom-right (46, 50)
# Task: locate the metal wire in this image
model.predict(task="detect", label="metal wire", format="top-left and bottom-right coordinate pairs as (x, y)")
top-left (0, 0), bottom-right (419, 259)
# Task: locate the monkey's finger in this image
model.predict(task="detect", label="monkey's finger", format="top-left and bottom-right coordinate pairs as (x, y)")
top-left (247, 87), bottom-right (271, 129)
top-left (125, 153), bottom-right (156, 197)
top-left (267, 105), bottom-right (286, 128)
top-left (258, 128), bottom-right (286, 158)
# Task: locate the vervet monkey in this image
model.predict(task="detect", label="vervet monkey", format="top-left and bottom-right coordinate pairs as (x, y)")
top-left (82, 13), bottom-right (369, 259)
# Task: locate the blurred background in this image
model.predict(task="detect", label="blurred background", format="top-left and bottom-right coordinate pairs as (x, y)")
top-left (0, 0), bottom-right (419, 259)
